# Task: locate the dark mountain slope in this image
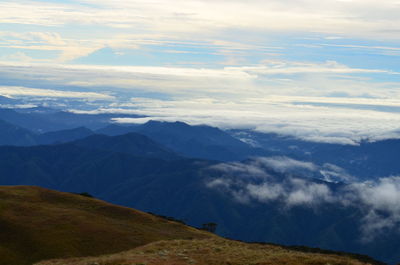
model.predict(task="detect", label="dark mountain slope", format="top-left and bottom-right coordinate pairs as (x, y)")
top-left (0, 186), bottom-right (211, 265)
top-left (0, 119), bottom-right (37, 146)
top-left (0, 120), bottom-right (94, 147)
top-left (0, 143), bottom-right (398, 263)
top-left (98, 121), bottom-right (271, 161)
top-left (96, 123), bottom-right (140, 136)
top-left (0, 143), bottom-right (213, 196)
top-left (37, 127), bottom-right (94, 145)
top-left (72, 133), bottom-right (180, 160)
top-left (0, 108), bottom-right (62, 133)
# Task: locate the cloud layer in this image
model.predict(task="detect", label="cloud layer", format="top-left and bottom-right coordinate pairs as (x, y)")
top-left (0, 1), bottom-right (400, 144)
top-left (1, 61), bottom-right (400, 144)
top-left (2, 0), bottom-right (400, 40)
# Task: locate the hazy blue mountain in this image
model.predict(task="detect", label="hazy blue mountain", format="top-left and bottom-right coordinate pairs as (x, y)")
top-left (309, 139), bottom-right (400, 179)
top-left (36, 127), bottom-right (94, 145)
top-left (0, 120), bottom-right (95, 147)
top-left (229, 129), bottom-right (400, 180)
top-left (228, 129), bottom-right (335, 156)
top-left (0, 96), bottom-right (21, 105)
top-left (72, 133), bottom-right (180, 160)
top-left (41, 111), bottom-right (142, 131)
top-left (0, 108), bottom-right (62, 133)
top-left (0, 143), bottom-right (206, 193)
top-left (0, 107), bottom-right (143, 133)
top-left (98, 121), bottom-right (272, 161)
top-left (96, 123), bottom-right (141, 136)
top-left (14, 106), bottom-right (60, 114)
top-left (0, 119), bottom-right (37, 146)
top-left (0, 141), bottom-right (398, 264)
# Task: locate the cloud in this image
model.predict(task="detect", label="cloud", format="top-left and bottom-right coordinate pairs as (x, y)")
top-left (111, 97), bottom-right (400, 145)
top-left (320, 43), bottom-right (400, 56)
top-left (1, 0), bottom-right (400, 68)
top-left (345, 177), bottom-right (400, 241)
top-left (0, 52), bottom-right (33, 63)
top-left (0, 86), bottom-right (114, 100)
top-left (0, 31), bottom-right (102, 62)
top-left (1, 62), bottom-right (400, 144)
top-left (254, 156), bottom-right (317, 174)
top-left (210, 162), bottom-right (269, 178)
top-left (227, 61), bottom-right (396, 75)
top-left (206, 157), bottom-right (336, 207)
top-left (2, 0), bottom-right (400, 40)
top-left (206, 157), bottom-right (400, 241)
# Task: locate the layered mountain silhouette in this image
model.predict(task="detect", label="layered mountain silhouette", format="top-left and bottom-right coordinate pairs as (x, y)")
top-left (37, 127), bottom-right (94, 145)
top-left (72, 133), bottom-right (180, 160)
top-left (0, 134), bottom-right (399, 264)
top-left (1, 108), bottom-right (400, 264)
top-left (0, 107), bottom-right (142, 133)
top-left (97, 121), bottom-right (271, 161)
top-left (0, 119), bottom-right (95, 146)
top-left (0, 119), bottom-right (37, 146)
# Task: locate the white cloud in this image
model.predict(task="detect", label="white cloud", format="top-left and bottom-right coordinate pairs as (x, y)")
top-left (346, 177), bottom-right (400, 241)
top-left (0, 0), bottom-right (399, 66)
top-left (0, 86), bottom-right (114, 100)
top-left (0, 52), bottom-right (34, 63)
top-left (1, 62), bottom-right (400, 144)
top-left (227, 61), bottom-right (396, 75)
top-left (255, 157), bottom-right (317, 173)
top-left (0, 31), bottom-right (102, 62)
top-left (286, 179), bottom-right (334, 206)
top-left (206, 158), bottom-right (335, 207)
top-left (112, 97), bottom-right (400, 145)
top-left (2, 0), bottom-right (400, 40)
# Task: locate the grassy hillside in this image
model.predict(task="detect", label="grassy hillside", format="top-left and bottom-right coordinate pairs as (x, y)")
top-left (0, 186), bottom-right (211, 265)
top-left (36, 238), bottom-right (383, 265)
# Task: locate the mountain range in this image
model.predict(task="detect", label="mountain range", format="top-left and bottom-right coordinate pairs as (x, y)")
top-left (1, 107), bottom-right (400, 264)
top-left (0, 130), bottom-right (399, 263)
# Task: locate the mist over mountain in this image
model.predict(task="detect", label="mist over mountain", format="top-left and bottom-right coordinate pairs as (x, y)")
top-left (230, 129), bottom-right (400, 180)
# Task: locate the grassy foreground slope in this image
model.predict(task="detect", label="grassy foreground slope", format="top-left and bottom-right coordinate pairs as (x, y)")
top-left (0, 186), bottom-right (210, 265)
top-left (36, 238), bottom-right (383, 265)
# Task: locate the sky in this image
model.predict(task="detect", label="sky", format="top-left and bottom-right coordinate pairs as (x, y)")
top-left (1, 0), bottom-right (400, 144)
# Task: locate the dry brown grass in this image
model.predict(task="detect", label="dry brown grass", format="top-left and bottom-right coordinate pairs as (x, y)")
top-left (36, 238), bottom-right (375, 265)
top-left (0, 186), bottom-right (211, 265)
